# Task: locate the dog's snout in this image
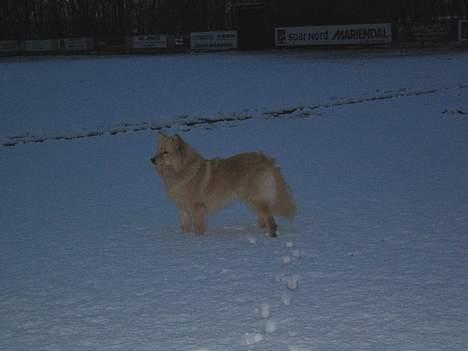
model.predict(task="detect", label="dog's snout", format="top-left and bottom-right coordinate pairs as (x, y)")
top-left (150, 157), bottom-right (156, 164)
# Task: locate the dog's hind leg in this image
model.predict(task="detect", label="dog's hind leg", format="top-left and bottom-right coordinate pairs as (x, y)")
top-left (265, 215), bottom-right (278, 238)
top-left (251, 201), bottom-right (277, 237)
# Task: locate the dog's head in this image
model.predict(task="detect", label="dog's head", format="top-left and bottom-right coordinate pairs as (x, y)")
top-left (151, 132), bottom-right (186, 177)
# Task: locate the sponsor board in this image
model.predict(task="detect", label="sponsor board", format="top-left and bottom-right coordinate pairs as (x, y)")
top-left (0, 41), bottom-right (20, 52)
top-left (276, 23), bottom-right (392, 47)
top-left (94, 37), bottom-right (126, 51)
top-left (24, 40), bottom-right (58, 51)
top-left (191, 31), bottom-right (238, 51)
top-left (410, 23), bottom-right (451, 42)
top-left (130, 35), bottom-right (168, 49)
top-left (59, 38), bottom-right (90, 50)
top-left (459, 20), bottom-right (468, 41)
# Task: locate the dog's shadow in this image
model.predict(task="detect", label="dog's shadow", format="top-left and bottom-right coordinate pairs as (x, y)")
top-left (211, 223), bottom-right (261, 237)
top-left (206, 220), bottom-right (298, 239)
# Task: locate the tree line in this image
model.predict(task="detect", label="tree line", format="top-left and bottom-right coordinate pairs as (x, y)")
top-left (275, 0), bottom-right (466, 26)
top-left (0, 0), bottom-right (466, 40)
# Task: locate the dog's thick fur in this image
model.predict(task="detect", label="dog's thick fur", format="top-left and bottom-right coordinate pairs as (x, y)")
top-left (151, 133), bottom-right (296, 237)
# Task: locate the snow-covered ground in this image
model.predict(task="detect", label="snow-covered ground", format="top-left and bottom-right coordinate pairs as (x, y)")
top-left (1, 49), bottom-right (467, 350)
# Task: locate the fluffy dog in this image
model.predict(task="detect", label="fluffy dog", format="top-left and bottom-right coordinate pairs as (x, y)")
top-left (151, 133), bottom-right (296, 237)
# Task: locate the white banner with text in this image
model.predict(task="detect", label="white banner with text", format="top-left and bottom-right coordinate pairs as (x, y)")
top-left (276, 23), bottom-right (392, 47)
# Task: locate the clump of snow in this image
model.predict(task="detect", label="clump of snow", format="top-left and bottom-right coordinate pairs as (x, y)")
top-left (241, 332), bottom-right (264, 346)
top-left (287, 275), bottom-right (300, 290)
top-left (281, 293), bottom-right (292, 306)
top-left (292, 249), bottom-right (302, 259)
top-left (264, 319), bottom-right (277, 334)
top-left (259, 302), bottom-right (271, 319)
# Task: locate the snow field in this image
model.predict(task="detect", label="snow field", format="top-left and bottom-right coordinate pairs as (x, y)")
top-left (1, 49), bottom-right (468, 350)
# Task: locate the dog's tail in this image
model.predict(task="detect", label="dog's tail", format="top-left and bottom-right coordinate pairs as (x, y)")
top-left (271, 166), bottom-right (297, 221)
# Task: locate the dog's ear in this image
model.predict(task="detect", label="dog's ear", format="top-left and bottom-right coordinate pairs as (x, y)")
top-left (173, 134), bottom-right (184, 151)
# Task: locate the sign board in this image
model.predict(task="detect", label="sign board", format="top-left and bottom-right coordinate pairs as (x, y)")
top-left (24, 40), bottom-right (58, 51)
top-left (459, 20), bottom-right (468, 41)
top-left (175, 34), bottom-right (189, 48)
top-left (0, 41), bottom-right (20, 52)
top-left (94, 37), bottom-right (125, 51)
top-left (59, 38), bottom-right (89, 50)
top-left (191, 31), bottom-right (238, 51)
top-left (275, 23), bottom-right (392, 47)
top-left (130, 35), bottom-right (167, 49)
top-left (410, 23), bottom-right (451, 42)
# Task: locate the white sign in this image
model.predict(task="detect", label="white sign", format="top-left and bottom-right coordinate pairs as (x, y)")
top-left (130, 35), bottom-right (167, 49)
top-left (59, 38), bottom-right (89, 50)
top-left (276, 23), bottom-right (392, 47)
top-left (191, 31), bottom-right (238, 51)
top-left (24, 40), bottom-right (58, 51)
top-left (459, 20), bottom-right (468, 42)
top-left (0, 41), bottom-right (20, 52)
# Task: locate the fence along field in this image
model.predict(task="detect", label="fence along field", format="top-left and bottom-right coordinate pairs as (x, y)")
top-left (1, 21), bottom-right (466, 55)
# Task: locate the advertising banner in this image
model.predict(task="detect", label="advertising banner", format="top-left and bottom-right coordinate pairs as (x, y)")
top-left (59, 38), bottom-right (89, 50)
top-left (130, 35), bottom-right (168, 49)
top-left (24, 40), bottom-right (58, 51)
top-left (94, 37), bottom-right (125, 51)
top-left (0, 41), bottom-right (20, 52)
top-left (276, 23), bottom-right (392, 47)
top-left (410, 23), bottom-right (451, 42)
top-left (191, 31), bottom-right (238, 51)
top-left (459, 20), bottom-right (468, 41)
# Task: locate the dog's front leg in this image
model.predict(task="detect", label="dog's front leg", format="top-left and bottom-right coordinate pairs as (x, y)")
top-left (180, 210), bottom-right (192, 233)
top-left (192, 204), bottom-right (207, 235)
